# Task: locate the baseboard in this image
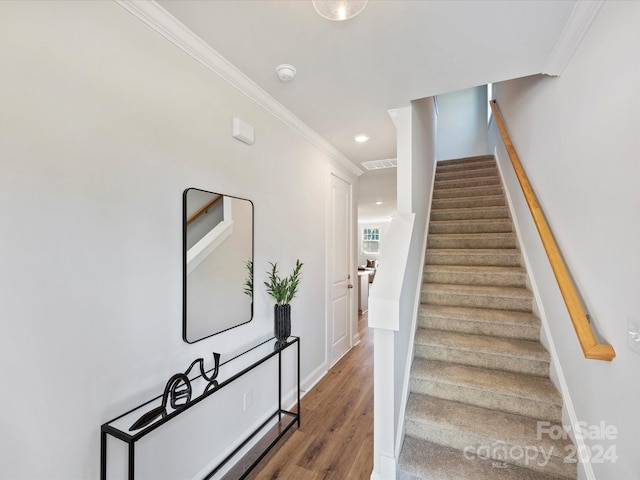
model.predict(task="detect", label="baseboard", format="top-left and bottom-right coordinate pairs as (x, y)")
top-left (193, 358), bottom-right (326, 479)
top-left (300, 360), bottom-right (327, 394)
top-left (190, 402), bottom-right (283, 480)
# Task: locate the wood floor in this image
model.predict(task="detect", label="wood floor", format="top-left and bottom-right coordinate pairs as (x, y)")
top-left (246, 314), bottom-right (374, 480)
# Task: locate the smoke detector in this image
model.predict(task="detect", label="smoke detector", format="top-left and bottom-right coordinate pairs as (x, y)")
top-left (276, 64), bottom-right (297, 82)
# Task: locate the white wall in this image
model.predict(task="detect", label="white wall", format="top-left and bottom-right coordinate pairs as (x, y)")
top-left (436, 85), bottom-right (488, 161)
top-left (0, 1), bottom-right (345, 478)
top-left (489, 2), bottom-right (640, 478)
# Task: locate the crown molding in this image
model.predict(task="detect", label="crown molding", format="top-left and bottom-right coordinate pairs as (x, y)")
top-left (542, 0), bottom-right (604, 76)
top-left (114, 0), bottom-right (363, 176)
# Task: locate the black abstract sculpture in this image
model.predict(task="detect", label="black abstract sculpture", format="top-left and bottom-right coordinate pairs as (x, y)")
top-left (184, 352), bottom-right (221, 384)
top-left (129, 352), bottom-right (221, 431)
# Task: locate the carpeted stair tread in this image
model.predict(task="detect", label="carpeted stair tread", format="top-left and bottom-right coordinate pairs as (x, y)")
top-left (418, 304), bottom-right (540, 340)
top-left (431, 195), bottom-right (507, 211)
top-left (435, 155), bottom-right (496, 168)
top-left (429, 218), bottom-right (512, 234)
top-left (432, 184), bottom-right (504, 199)
top-left (435, 166), bottom-right (498, 182)
top-left (437, 154), bottom-right (495, 163)
top-left (422, 283), bottom-right (533, 312)
top-left (430, 205), bottom-right (510, 221)
top-left (426, 248), bottom-right (522, 267)
top-left (428, 232), bottom-right (517, 249)
top-left (414, 328), bottom-right (548, 362)
top-left (435, 169), bottom-right (498, 180)
top-left (398, 437), bottom-right (567, 480)
top-left (424, 265), bottom-right (527, 287)
top-left (434, 175), bottom-right (502, 190)
top-left (414, 328), bottom-right (550, 376)
top-left (404, 395), bottom-right (576, 479)
top-left (410, 359), bottom-right (562, 421)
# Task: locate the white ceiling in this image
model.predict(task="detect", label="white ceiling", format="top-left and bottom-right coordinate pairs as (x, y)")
top-left (357, 167), bottom-right (397, 224)
top-left (156, 0), bottom-right (577, 221)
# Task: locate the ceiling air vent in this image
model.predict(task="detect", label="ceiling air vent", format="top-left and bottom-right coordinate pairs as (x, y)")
top-left (361, 159), bottom-right (397, 170)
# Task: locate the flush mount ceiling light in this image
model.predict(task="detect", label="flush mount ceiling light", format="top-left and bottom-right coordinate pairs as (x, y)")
top-left (276, 64), bottom-right (297, 82)
top-left (354, 134), bottom-right (370, 143)
top-left (312, 0), bottom-right (368, 21)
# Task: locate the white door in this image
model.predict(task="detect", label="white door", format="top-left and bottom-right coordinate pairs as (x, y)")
top-left (328, 173), bottom-right (352, 367)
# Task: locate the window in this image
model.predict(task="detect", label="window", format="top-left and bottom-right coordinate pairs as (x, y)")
top-left (362, 227), bottom-right (380, 254)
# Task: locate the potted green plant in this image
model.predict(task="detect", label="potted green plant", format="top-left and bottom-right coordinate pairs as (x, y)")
top-left (264, 259), bottom-right (303, 341)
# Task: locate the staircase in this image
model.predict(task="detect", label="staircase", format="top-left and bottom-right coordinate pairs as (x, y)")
top-left (397, 156), bottom-right (577, 480)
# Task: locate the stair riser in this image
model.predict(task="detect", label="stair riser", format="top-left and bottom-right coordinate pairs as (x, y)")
top-left (426, 251), bottom-right (522, 267)
top-left (418, 315), bottom-right (540, 341)
top-left (431, 208), bottom-right (509, 221)
top-left (435, 167), bottom-right (498, 182)
top-left (414, 344), bottom-right (549, 377)
top-left (409, 378), bottom-right (562, 423)
top-left (433, 185), bottom-right (504, 200)
top-left (422, 290), bottom-right (532, 312)
top-left (429, 220), bottom-right (512, 234)
top-left (437, 157), bottom-right (495, 170)
top-left (424, 270), bottom-right (527, 288)
top-left (432, 196), bottom-right (506, 210)
top-left (428, 235), bottom-right (517, 249)
top-left (404, 422), bottom-right (576, 479)
top-left (435, 176), bottom-right (501, 190)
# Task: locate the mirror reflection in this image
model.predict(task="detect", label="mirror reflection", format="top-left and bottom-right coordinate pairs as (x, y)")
top-left (183, 188), bottom-right (253, 343)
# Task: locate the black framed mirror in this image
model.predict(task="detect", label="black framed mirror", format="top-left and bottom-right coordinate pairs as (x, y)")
top-left (183, 188), bottom-right (254, 343)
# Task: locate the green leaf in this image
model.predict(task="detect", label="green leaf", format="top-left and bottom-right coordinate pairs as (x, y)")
top-left (264, 259), bottom-right (303, 306)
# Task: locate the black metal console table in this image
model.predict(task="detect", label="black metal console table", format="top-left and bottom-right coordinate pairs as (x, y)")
top-left (101, 336), bottom-right (300, 480)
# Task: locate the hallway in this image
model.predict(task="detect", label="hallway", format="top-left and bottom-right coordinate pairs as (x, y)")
top-left (248, 314), bottom-right (374, 479)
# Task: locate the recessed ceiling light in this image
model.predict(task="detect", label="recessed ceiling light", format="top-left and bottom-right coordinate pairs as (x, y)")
top-left (375, 201), bottom-right (383, 205)
top-left (355, 134), bottom-right (369, 143)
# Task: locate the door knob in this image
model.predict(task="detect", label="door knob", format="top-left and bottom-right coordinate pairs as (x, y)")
top-left (348, 284), bottom-right (353, 289)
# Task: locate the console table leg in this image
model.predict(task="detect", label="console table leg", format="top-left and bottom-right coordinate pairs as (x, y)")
top-left (128, 442), bottom-right (135, 480)
top-left (100, 431), bottom-right (107, 480)
top-left (297, 339), bottom-right (301, 426)
top-left (278, 350), bottom-right (282, 421)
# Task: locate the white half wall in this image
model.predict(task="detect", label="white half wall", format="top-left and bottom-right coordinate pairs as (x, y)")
top-left (370, 97), bottom-right (436, 480)
top-left (0, 1), bottom-right (351, 478)
top-left (489, 2), bottom-right (640, 478)
top-left (396, 97), bottom-right (437, 436)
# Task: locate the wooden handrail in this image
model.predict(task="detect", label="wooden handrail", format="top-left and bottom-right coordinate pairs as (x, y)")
top-left (490, 100), bottom-right (615, 361)
top-left (187, 194), bottom-right (222, 225)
